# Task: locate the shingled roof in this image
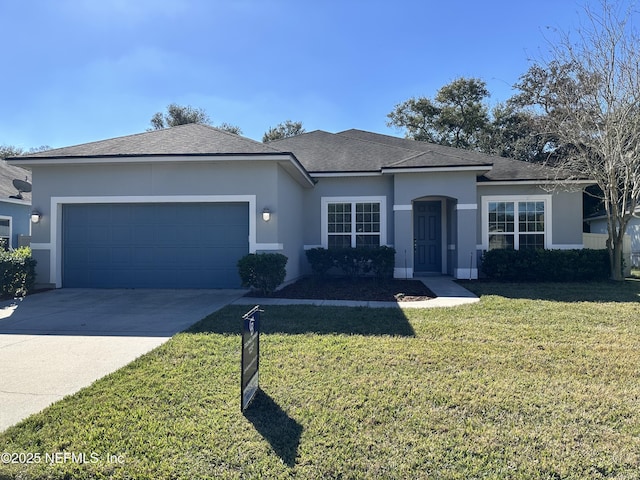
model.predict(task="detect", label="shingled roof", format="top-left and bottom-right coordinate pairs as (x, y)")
top-left (337, 129), bottom-right (558, 181)
top-left (15, 124), bottom-right (283, 158)
top-left (269, 129), bottom-right (494, 173)
top-left (12, 124), bottom-right (561, 182)
top-left (269, 129), bottom-right (560, 181)
top-left (0, 160), bottom-right (31, 202)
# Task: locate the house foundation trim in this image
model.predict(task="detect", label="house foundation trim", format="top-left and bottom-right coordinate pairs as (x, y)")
top-left (455, 268), bottom-right (479, 280)
top-left (394, 267), bottom-right (414, 279)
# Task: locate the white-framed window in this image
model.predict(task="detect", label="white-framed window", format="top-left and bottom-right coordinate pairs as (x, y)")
top-left (482, 195), bottom-right (551, 250)
top-left (321, 196), bottom-right (387, 248)
top-left (0, 217), bottom-right (11, 250)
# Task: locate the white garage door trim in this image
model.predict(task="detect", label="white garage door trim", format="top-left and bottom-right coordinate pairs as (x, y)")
top-left (47, 195), bottom-right (257, 288)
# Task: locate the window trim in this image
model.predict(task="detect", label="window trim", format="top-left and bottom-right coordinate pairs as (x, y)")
top-left (481, 195), bottom-right (552, 250)
top-left (321, 196), bottom-right (387, 248)
top-left (0, 216), bottom-right (12, 250)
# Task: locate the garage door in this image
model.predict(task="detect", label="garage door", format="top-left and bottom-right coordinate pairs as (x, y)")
top-left (63, 203), bottom-right (249, 288)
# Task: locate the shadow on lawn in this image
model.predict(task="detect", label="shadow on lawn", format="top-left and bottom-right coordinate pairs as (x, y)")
top-left (459, 279), bottom-right (640, 303)
top-left (243, 388), bottom-right (302, 467)
top-left (187, 305), bottom-right (416, 337)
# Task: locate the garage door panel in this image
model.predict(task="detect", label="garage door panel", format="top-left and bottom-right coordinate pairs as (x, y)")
top-left (88, 247), bottom-right (111, 264)
top-left (111, 247), bottom-right (132, 264)
top-left (201, 224), bottom-right (248, 244)
top-left (65, 225), bottom-right (88, 244)
top-left (63, 203), bottom-right (249, 288)
top-left (111, 226), bottom-right (133, 244)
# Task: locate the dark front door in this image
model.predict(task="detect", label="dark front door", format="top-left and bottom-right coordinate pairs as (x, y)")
top-left (414, 201), bottom-right (442, 273)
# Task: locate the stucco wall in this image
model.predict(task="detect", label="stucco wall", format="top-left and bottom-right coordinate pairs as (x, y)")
top-left (302, 175), bottom-right (395, 248)
top-left (393, 171), bottom-right (479, 279)
top-left (275, 164), bottom-right (307, 282)
top-left (476, 184), bottom-right (584, 249)
top-left (29, 159), bottom-right (306, 287)
top-left (0, 201), bottom-right (31, 249)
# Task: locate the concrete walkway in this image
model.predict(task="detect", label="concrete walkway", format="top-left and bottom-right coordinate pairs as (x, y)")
top-left (0, 289), bottom-right (245, 432)
top-left (232, 276), bottom-right (479, 308)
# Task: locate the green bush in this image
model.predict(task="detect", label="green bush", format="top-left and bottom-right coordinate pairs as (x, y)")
top-left (0, 247), bottom-right (37, 298)
top-left (305, 246), bottom-right (396, 279)
top-left (367, 246), bottom-right (396, 278)
top-left (305, 248), bottom-right (335, 278)
top-left (480, 248), bottom-right (610, 282)
top-left (237, 253), bottom-right (288, 295)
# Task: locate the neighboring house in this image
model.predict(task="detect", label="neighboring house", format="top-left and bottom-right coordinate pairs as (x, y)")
top-left (6, 124), bottom-right (590, 289)
top-left (585, 208), bottom-right (640, 268)
top-left (0, 159), bottom-right (32, 250)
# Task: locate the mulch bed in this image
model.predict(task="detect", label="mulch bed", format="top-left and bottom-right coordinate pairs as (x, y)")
top-left (245, 276), bottom-right (436, 302)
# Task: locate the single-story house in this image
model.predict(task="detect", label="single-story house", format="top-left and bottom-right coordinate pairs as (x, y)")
top-left (7, 124), bottom-right (591, 289)
top-left (585, 208), bottom-right (640, 268)
top-left (0, 159), bottom-right (32, 250)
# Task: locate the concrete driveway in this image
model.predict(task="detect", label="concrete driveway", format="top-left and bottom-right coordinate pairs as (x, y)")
top-left (0, 288), bottom-right (246, 432)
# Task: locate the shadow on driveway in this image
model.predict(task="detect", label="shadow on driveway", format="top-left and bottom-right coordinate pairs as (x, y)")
top-left (0, 288), bottom-right (245, 432)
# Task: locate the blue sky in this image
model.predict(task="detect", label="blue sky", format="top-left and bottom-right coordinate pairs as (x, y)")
top-left (1, 0), bottom-right (599, 149)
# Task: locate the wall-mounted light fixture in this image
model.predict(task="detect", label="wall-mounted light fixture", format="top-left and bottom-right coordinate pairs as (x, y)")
top-left (262, 207), bottom-right (271, 222)
top-left (31, 211), bottom-right (41, 224)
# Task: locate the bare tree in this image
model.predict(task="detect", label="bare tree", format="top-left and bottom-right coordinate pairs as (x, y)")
top-left (1, 144), bottom-right (51, 159)
top-left (515, 1), bottom-right (640, 280)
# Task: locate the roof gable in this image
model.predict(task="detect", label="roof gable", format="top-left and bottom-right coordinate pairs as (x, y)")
top-left (337, 129), bottom-right (558, 181)
top-left (268, 130), bottom-right (423, 172)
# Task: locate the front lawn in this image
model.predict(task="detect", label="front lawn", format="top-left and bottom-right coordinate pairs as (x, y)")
top-left (1, 281), bottom-right (639, 479)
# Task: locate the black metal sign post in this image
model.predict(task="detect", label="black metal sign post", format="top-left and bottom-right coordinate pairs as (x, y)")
top-left (241, 305), bottom-right (261, 412)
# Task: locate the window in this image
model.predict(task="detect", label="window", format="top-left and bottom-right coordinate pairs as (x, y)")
top-left (327, 203), bottom-right (352, 248)
top-left (484, 197), bottom-right (549, 250)
top-left (323, 197), bottom-right (386, 248)
top-left (0, 218), bottom-right (10, 251)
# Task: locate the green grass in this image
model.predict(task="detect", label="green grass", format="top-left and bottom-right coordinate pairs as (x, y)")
top-left (1, 281), bottom-right (640, 479)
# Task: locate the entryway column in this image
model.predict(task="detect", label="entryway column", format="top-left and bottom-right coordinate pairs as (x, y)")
top-left (393, 204), bottom-right (413, 278)
top-left (455, 206), bottom-right (478, 279)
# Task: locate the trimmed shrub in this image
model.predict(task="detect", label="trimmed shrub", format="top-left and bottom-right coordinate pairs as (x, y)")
top-left (480, 248), bottom-right (610, 282)
top-left (367, 246), bottom-right (396, 278)
top-left (237, 253), bottom-right (288, 295)
top-left (305, 246), bottom-right (396, 279)
top-left (332, 247), bottom-right (366, 278)
top-left (0, 247), bottom-right (37, 298)
top-left (305, 247), bottom-right (335, 278)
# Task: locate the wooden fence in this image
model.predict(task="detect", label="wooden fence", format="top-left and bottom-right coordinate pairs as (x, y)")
top-left (582, 233), bottom-right (632, 276)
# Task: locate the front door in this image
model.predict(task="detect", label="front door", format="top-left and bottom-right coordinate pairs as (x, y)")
top-left (414, 201), bottom-right (442, 273)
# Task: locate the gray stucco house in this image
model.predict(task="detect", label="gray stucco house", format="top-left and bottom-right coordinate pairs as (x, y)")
top-left (7, 124), bottom-right (589, 289)
top-left (585, 208), bottom-right (640, 268)
top-left (0, 159), bottom-right (32, 250)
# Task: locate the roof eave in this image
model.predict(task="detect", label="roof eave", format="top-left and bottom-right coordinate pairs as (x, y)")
top-left (381, 165), bottom-right (493, 174)
top-left (8, 152), bottom-right (316, 188)
top-left (477, 178), bottom-right (595, 186)
top-left (309, 170), bottom-right (382, 177)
